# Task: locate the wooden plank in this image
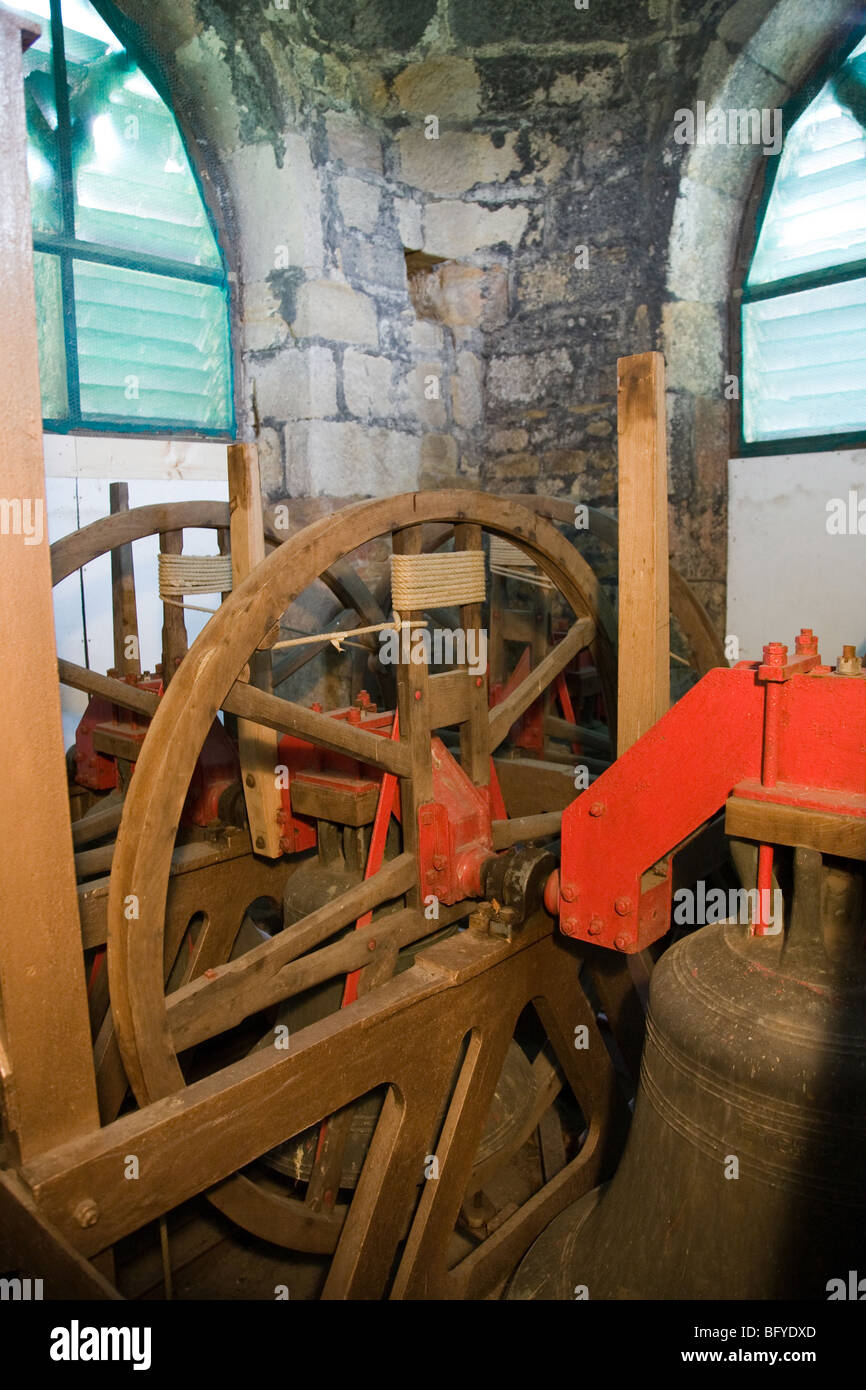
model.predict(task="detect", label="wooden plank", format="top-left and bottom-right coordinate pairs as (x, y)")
top-left (59, 658), bottom-right (409, 775)
top-left (726, 797), bottom-right (866, 861)
top-left (164, 852), bottom-right (417, 1050)
top-left (616, 352), bottom-right (670, 755)
top-left (58, 659), bottom-right (158, 715)
top-left (109, 483), bottom-right (140, 677)
top-left (228, 442), bottom-right (283, 858)
top-left (491, 812), bottom-right (562, 850)
top-left (0, 1170), bottom-right (121, 1300)
top-left (544, 715), bottom-right (611, 753)
top-left (224, 680), bottom-right (410, 776)
top-left (0, 9), bottom-right (100, 1164)
top-left (487, 617), bottom-right (594, 753)
top-left (493, 757), bottom-right (578, 818)
top-left (428, 669), bottom-right (472, 729)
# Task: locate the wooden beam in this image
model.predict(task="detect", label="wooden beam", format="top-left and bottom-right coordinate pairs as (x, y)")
top-left (726, 797), bottom-right (866, 862)
top-left (616, 352), bottom-right (670, 755)
top-left (456, 523), bottom-right (490, 786)
top-left (159, 529), bottom-right (188, 684)
top-left (164, 852), bottom-right (417, 1050)
top-left (228, 442), bottom-right (284, 858)
top-left (109, 483), bottom-right (140, 677)
top-left (487, 617), bottom-right (594, 753)
top-left (0, 1170), bottom-right (121, 1300)
top-left (0, 8), bottom-right (101, 1164)
top-left (223, 680), bottom-right (410, 776)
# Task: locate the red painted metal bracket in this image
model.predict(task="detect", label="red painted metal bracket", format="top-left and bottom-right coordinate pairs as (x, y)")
top-left (558, 651), bottom-right (866, 953)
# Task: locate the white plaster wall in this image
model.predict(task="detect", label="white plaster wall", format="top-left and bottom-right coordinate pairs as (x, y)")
top-left (727, 450), bottom-right (866, 665)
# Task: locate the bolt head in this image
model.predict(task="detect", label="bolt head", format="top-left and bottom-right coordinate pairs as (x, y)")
top-left (73, 1199), bottom-right (100, 1229)
top-left (255, 835), bottom-right (266, 849)
top-left (245, 774), bottom-right (255, 788)
top-left (561, 884), bottom-right (576, 902)
top-left (614, 933), bottom-right (631, 951)
top-left (414, 689), bottom-right (422, 701)
top-left (367, 939), bottom-right (376, 952)
top-left (614, 897), bottom-right (631, 916)
top-left (588, 917), bottom-right (603, 936)
top-left (589, 802), bottom-right (605, 818)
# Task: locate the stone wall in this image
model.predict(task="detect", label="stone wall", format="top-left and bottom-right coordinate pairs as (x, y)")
top-left (111, 0), bottom-right (856, 634)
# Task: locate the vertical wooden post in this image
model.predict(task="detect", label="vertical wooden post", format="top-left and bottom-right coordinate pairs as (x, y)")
top-left (228, 442), bottom-right (283, 858)
top-left (0, 11), bottom-right (100, 1162)
top-left (109, 482), bottom-right (140, 677)
top-left (392, 525), bottom-right (433, 908)
top-left (455, 523), bottom-right (489, 787)
top-left (158, 529), bottom-right (187, 685)
top-left (616, 351), bottom-right (670, 757)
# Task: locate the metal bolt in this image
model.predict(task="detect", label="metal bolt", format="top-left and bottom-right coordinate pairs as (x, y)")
top-left (432, 854), bottom-right (446, 871)
top-left (589, 802), bottom-right (605, 818)
top-left (347, 707), bottom-right (361, 725)
top-left (762, 642), bottom-right (787, 667)
top-left (256, 835), bottom-right (265, 849)
top-left (245, 774), bottom-right (255, 788)
top-left (795, 628), bottom-right (817, 654)
top-left (560, 884), bottom-right (576, 902)
top-left (614, 897), bottom-right (631, 916)
top-left (73, 1199), bottom-right (100, 1229)
top-left (367, 939), bottom-right (376, 952)
top-left (614, 933), bottom-right (631, 951)
top-left (588, 917), bottom-right (603, 936)
top-left (414, 690), bottom-right (422, 701)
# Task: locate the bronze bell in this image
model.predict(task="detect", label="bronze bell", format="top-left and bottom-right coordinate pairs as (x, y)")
top-left (508, 846), bottom-right (866, 1300)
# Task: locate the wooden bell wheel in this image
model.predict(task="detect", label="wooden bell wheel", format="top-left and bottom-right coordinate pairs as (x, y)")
top-left (105, 491), bottom-right (632, 1277)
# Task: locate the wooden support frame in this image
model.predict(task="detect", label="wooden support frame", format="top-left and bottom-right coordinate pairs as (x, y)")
top-left (228, 442), bottom-right (284, 858)
top-left (17, 915), bottom-right (626, 1301)
top-left (0, 8), bottom-right (101, 1164)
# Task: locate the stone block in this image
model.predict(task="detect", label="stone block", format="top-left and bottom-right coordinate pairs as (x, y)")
top-left (396, 129), bottom-right (521, 196)
top-left (285, 420), bottom-right (422, 496)
top-left (337, 176), bottom-right (382, 234)
top-left (423, 201), bottom-right (530, 259)
top-left (325, 111), bottom-right (384, 173)
top-left (392, 57), bottom-right (482, 119)
top-left (452, 352), bottom-right (483, 429)
top-left (487, 349), bottom-right (573, 406)
top-left (343, 349), bottom-right (393, 419)
top-left (252, 344), bottom-right (337, 420)
top-left (227, 137), bottom-right (323, 282)
top-left (291, 278), bottom-right (379, 345)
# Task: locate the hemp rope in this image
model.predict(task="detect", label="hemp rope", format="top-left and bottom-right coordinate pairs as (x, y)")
top-left (158, 552), bottom-right (234, 614)
top-left (390, 550), bottom-right (486, 610)
top-left (488, 536), bottom-right (554, 591)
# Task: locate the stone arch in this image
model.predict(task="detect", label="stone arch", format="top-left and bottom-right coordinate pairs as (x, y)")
top-left (663, 0), bottom-right (861, 462)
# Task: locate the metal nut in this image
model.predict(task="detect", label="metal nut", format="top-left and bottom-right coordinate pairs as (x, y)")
top-left (73, 1199), bottom-right (100, 1229)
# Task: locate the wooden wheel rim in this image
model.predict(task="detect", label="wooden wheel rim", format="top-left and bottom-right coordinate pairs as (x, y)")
top-left (108, 492), bottom-right (607, 1100)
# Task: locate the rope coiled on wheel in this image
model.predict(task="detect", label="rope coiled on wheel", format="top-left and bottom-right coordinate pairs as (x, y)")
top-left (488, 537), bottom-right (554, 590)
top-left (390, 550), bottom-right (486, 610)
top-left (158, 553), bottom-right (233, 614)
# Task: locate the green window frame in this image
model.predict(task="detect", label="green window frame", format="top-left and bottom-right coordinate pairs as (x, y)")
top-left (740, 29), bottom-right (866, 455)
top-left (18, 0), bottom-right (234, 437)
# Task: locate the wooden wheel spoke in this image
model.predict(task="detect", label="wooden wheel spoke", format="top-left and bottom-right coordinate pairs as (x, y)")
top-left (487, 616), bottom-right (595, 753)
top-left (223, 682), bottom-right (410, 776)
top-left (165, 853), bottom-right (417, 1051)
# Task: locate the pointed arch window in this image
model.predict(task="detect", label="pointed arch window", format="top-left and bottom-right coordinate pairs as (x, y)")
top-left (742, 33), bottom-right (866, 449)
top-left (15, 0), bottom-right (233, 435)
